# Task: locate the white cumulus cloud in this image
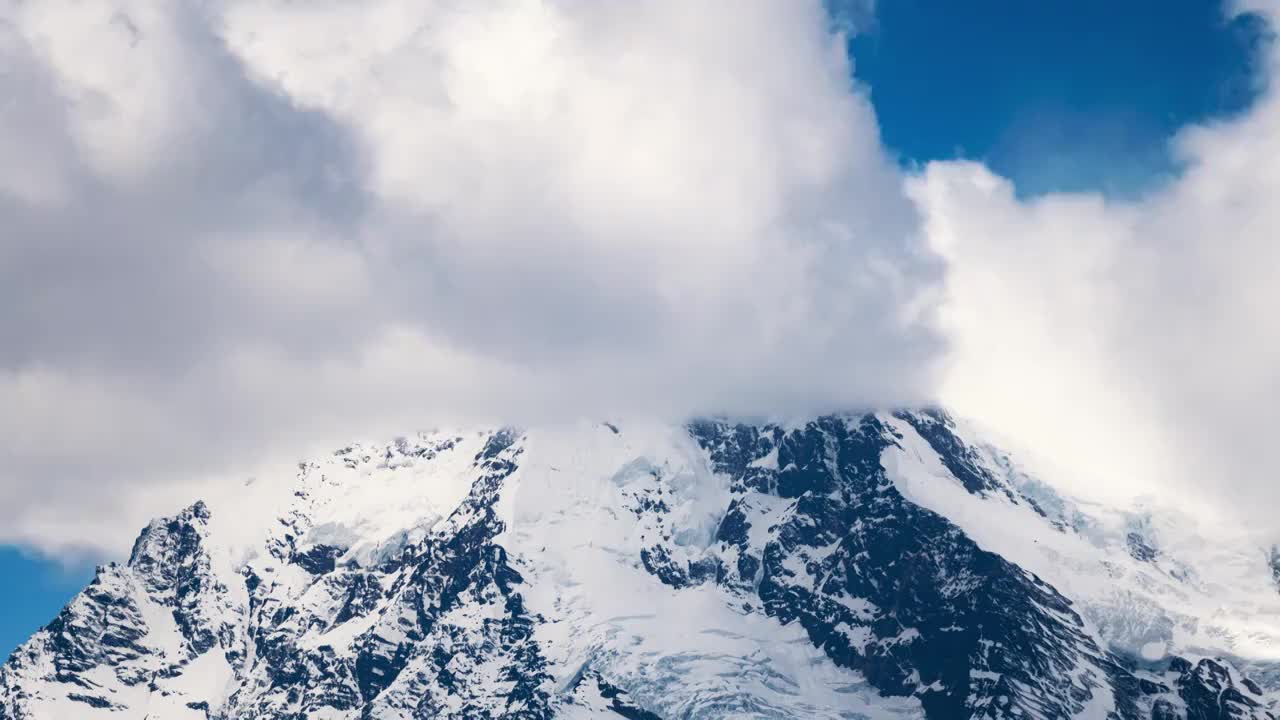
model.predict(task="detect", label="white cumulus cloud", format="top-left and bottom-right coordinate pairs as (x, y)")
top-left (4, 0), bottom-right (1276, 559)
top-left (913, 3), bottom-right (1280, 528)
top-left (0, 0), bottom-right (939, 556)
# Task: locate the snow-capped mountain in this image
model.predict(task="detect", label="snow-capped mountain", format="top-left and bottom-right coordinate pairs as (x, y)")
top-left (3, 411), bottom-right (1278, 719)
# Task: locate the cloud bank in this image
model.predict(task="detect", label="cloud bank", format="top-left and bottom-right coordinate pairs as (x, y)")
top-left (0, 0), bottom-right (939, 555)
top-left (3, 0), bottom-right (1277, 557)
top-left (915, 2), bottom-right (1280, 525)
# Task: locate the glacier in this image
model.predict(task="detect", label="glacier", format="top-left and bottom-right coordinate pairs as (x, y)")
top-left (2, 411), bottom-right (1278, 719)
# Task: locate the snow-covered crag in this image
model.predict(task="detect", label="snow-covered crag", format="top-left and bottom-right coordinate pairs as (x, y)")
top-left (3, 412), bottom-right (1279, 719)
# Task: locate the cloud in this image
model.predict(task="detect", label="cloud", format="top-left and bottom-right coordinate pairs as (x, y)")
top-left (0, 0), bottom-right (940, 556)
top-left (912, 4), bottom-right (1280, 530)
top-left (8, 0), bottom-right (1276, 560)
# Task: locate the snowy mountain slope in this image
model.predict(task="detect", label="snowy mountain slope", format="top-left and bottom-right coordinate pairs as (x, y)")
top-left (0, 502), bottom-right (245, 719)
top-left (885, 412), bottom-right (1280, 668)
top-left (2, 412), bottom-right (1277, 719)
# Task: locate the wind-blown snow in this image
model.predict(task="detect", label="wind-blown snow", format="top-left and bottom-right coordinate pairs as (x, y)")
top-left (882, 413), bottom-right (1280, 667)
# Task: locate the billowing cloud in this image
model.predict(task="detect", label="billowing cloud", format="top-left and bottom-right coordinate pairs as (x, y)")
top-left (912, 3), bottom-right (1280, 529)
top-left (0, 0), bottom-right (940, 556)
top-left (6, 0), bottom-right (1277, 560)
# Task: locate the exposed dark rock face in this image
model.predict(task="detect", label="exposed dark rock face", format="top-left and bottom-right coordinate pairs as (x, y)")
top-left (221, 429), bottom-right (555, 719)
top-left (671, 413), bottom-right (1274, 720)
top-left (2, 417), bottom-right (1275, 720)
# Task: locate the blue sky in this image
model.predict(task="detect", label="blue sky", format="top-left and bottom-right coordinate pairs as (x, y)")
top-left (0, 549), bottom-right (93, 659)
top-left (0, 0), bottom-right (1271, 661)
top-left (849, 0), bottom-right (1267, 196)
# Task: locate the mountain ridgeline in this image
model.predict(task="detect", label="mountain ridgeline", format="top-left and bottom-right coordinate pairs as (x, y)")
top-left (2, 411), bottom-right (1277, 719)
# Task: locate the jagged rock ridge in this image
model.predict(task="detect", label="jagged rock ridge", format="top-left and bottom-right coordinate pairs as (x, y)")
top-left (2, 412), bottom-right (1278, 719)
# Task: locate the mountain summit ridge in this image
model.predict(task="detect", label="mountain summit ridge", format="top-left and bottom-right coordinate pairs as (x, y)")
top-left (3, 411), bottom-right (1277, 719)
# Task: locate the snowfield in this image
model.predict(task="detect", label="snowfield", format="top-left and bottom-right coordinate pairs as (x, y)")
top-left (2, 412), bottom-right (1277, 719)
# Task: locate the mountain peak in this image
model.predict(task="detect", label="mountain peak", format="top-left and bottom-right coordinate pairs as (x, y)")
top-left (127, 499), bottom-right (211, 571)
top-left (3, 414), bottom-right (1278, 719)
